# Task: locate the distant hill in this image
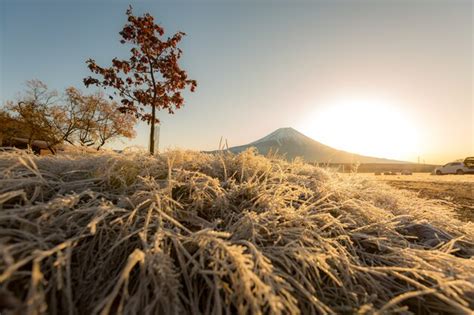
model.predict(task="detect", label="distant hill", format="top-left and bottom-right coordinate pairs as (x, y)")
top-left (220, 127), bottom-right (408, 164)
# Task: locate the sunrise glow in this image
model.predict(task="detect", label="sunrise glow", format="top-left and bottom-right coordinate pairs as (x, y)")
top-left (300, 99), bottom-right (420, 162)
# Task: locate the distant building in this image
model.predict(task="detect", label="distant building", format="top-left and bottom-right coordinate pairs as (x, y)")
top-left (0, 114), bottom-right (62, 155)
top-left (1, 137), bottom-right (60, 155)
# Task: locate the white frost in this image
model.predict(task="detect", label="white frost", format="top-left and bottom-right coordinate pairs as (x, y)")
top-left (250, 127), bottom-right (309, 146)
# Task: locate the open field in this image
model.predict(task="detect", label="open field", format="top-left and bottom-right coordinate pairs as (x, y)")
top-left (0, 150), bottom-right (473, 314)
top-left (352, 173), bottom-right (474, 222)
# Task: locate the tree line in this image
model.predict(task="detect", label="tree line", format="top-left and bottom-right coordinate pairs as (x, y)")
top-left (0, 80), bottom-right (136, 153)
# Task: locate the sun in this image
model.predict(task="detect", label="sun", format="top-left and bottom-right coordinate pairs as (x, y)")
top-left (299, 99), bottom-right (420, 161)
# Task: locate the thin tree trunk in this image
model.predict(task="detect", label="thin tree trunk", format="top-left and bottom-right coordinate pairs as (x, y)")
top-left (149, 104), bottom-right (156, 155)
top-left (96, 139), bottom-right (105, 151)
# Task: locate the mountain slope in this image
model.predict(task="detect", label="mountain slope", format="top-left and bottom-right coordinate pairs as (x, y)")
top-left (225, 127), bottom-right (407, 164)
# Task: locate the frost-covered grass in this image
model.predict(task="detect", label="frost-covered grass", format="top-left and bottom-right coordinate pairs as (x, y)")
top-left (0, 149), bottom-right (473, 314)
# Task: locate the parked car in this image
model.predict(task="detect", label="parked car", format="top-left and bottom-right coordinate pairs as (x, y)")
top-left (434, 161), bottom-right (472, 175)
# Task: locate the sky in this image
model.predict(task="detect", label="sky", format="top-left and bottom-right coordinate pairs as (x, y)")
top-left (1, 0), bottom-right (472, 164)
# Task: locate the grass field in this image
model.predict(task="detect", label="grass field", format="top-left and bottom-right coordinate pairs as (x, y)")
top-left (0, 149), bottom-right (473, 314)
top-left (353, 173), bottom-right (474, 222)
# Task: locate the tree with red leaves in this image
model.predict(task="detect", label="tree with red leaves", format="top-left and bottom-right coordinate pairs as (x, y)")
top-left (84, 6), bottom-right (196, 154)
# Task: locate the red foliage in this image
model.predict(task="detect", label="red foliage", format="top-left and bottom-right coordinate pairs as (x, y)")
top-left (83, 6), bottom-right (197, 127)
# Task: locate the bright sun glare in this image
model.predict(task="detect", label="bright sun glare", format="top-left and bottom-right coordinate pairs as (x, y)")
top-left (300, 99), bottom-right (420, 161)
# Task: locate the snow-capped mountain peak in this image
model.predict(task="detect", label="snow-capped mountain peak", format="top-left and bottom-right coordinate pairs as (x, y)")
top-left (250, 127), bottom-right (309, 146)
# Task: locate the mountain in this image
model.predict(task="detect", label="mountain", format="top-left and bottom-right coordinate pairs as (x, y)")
top-left (222, 127), bottom-right (407, 164)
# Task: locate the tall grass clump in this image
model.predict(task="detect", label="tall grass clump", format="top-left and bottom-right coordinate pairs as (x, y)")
top-left (0, 148), bottom-right (473, 314)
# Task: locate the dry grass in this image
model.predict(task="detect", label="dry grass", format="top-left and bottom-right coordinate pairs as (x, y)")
top-left (353, 173), bottom-right (474, 222)
top-left (0, 148), bottom-right (473, 314)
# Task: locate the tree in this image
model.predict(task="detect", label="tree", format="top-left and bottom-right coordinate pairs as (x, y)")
top-left (49, 87), bottom-right (83, 145)
top-left (2, 81), bottom-right (136, 152)
top-left (94, 98), bottom-right (136, 150)
top-left (51, 87), bottom-right (137, 149)
top-left (5, 80), bottom-right (62, 151)
top-left (0, 110), bottom-right (21, 145)
top-left (84, 6), bottom-right (196, 154)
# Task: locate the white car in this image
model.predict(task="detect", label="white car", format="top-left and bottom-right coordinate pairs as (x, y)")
top-left (434, 162), bottom-right (469, 175)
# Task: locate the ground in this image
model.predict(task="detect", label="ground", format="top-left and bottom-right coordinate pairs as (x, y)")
top-left (355, 173), bottom-right (474, 222)
top-left (1, 151), bottom-right (473, 314)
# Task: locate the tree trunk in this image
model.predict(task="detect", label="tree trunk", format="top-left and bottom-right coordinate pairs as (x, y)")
top-left (149, 104), bottom-right (156, 155)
